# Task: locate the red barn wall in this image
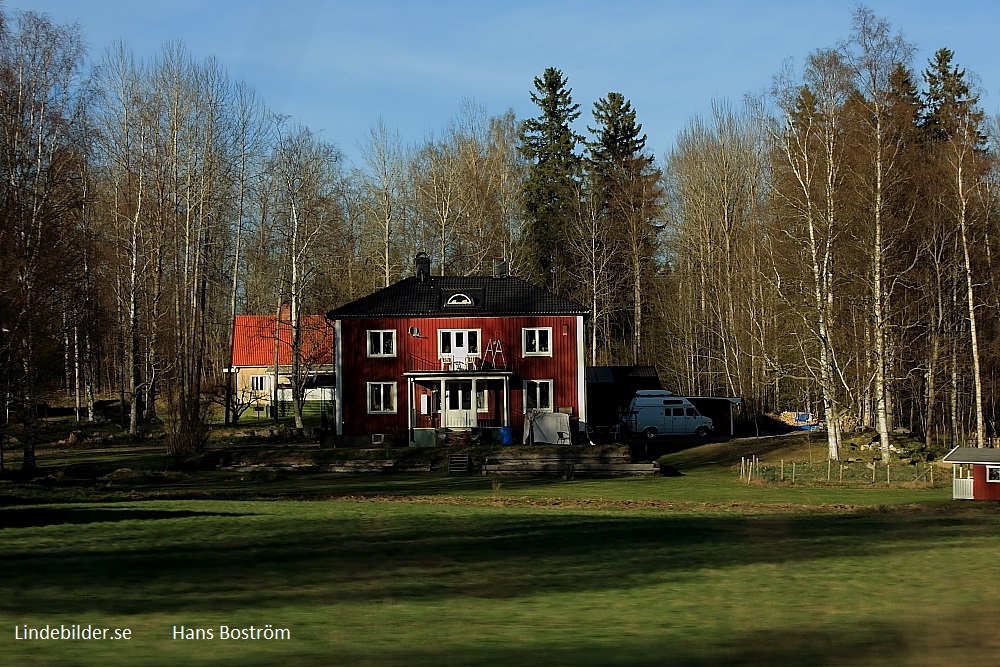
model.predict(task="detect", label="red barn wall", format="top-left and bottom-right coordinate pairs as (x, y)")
top-left (338, 315), bottom-right (582, 437)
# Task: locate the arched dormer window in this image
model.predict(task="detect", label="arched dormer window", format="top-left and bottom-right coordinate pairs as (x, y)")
top-left (445, 293), bottom-right (473, 306)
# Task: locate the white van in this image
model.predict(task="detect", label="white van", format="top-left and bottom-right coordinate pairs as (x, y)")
top-left (624, 390), bottom-right (714, 439)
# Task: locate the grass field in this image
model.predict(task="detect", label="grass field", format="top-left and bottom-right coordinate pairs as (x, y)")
top-left (1, 433), bottom-right (999, 666)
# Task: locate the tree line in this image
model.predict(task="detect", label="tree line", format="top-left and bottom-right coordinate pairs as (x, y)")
top-left (0, 5), bottom-right (996, 468)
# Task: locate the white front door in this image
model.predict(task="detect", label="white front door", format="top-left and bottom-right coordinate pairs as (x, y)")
top-left (444, 381), bottom-right (476, 428)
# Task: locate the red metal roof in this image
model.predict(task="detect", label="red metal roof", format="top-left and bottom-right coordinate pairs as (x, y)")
top-left (231, 314), bottom-right (333, 367)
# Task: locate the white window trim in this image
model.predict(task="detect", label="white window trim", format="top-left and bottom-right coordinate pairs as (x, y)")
top-left (367, 330), bottom-right (397, 358)
top-left (987, 465), bottom-right (1000, 483)
top-left (437, 329), bottom-right (482, 358)
top-left (249, 375), bottom-right (269, 393)
top-left (367, 381), bottom-right (397, 414)
top-left (522, 327), bottom-right (553, 357)
top-left (523, 379), bottom-right (554, 413)
top-left (477, 385), bottom-right (489, 414)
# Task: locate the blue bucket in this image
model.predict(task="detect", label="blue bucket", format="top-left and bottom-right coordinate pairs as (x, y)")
top-left (499, 426), bottom-right (513, 446)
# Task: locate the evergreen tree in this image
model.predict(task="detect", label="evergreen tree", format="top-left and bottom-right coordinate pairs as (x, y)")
top-left (919, 48), bottom-right (990, 446)
top-left (587, 92), bottom-right (648, 171)
top-left (921, 48), bottom-right (984, 145)
top-left (518, 67), bottom-right (582, 292)
top-left (585, 92), bottom-right (663, 364)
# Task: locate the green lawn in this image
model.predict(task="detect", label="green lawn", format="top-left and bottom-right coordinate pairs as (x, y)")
top-left (1, 440), bottom-right (998, 665)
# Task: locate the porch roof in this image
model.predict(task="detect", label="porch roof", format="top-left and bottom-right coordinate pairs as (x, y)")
top-left (942, 446), bottom-right (1000, 465)
top-left (403, 369), bottom-right (515, 381)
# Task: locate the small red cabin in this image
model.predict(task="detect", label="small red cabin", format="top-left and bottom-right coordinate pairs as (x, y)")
top-left (325, 254), bottom-right (589, 446)
top-left (942, 447), bottom-right (1000, 500)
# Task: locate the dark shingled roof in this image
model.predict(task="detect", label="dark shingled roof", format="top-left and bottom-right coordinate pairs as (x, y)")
top-left (942, 446), bottom-right (1000, 465)
top-left (326, 276), bottom-right (588, 319)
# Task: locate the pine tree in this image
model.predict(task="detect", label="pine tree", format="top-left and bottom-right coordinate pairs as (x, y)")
top-left (518, 67), bottom-right (582, 292)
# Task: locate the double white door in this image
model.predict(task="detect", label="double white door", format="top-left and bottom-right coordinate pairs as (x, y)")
top-left (444, 381), bottom-right (475, 428)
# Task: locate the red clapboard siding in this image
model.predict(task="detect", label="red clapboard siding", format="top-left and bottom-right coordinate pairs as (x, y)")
top-left (338, 315), bottom-right (581, 436)
top-left (972, 465), bottom-right (1000, 500)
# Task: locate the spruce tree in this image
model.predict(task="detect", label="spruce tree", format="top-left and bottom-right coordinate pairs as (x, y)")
top-left (585, 92), bottom-right (663, 364)
top-left (920, 48), bottom-right (989, 446)
top-left (518, 67), bottom-right (582, 292)
top-left (921, 48), bottom-right (984, 145)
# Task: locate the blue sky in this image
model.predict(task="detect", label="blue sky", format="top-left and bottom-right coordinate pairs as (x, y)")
top-left (11, 0), bottom-right (1000, 165)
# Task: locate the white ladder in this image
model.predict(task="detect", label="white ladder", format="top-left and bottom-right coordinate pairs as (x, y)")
top-left (484, 337), bottom-right (507, 369)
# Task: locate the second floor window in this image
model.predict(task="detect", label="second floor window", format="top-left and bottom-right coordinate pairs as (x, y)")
top-left (523, 327), bottom-right (552, 356)
top-left (439, 329), bottom-right (480, 357)
top-left (367, 330), bottom-right (396, 357)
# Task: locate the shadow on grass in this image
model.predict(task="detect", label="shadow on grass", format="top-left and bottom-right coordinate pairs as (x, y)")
top-left (0, 506), bottom-right (248, 529)
top-left (1, 502), bottom-right (997, 617)
top-left (344, 616), bottom-right (998, 667)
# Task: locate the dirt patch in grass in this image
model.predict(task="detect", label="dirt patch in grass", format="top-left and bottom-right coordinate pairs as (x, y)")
top-left (313, 493), bottom-right (1000, 516)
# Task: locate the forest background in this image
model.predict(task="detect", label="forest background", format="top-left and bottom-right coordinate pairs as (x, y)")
top-left (1, 3), bottom-right (998, 467)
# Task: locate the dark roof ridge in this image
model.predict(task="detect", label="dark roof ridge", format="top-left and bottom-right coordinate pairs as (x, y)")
top-left (327, 274), bottom-right (588, 319)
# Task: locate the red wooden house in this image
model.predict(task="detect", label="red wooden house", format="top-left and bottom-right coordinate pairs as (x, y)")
top-left (942, 447), bottom-right (1000, 500)
top-left (325, 254), bottom-right (589, 446)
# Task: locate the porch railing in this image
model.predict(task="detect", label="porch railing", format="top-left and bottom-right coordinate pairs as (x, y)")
top-left (408, 353), bottom-right (513, 373)
top-left (953, 477), bottom-right (973, 500)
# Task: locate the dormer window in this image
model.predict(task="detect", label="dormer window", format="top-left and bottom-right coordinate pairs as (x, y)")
top-left (445, 293), bottom-right (473, 306)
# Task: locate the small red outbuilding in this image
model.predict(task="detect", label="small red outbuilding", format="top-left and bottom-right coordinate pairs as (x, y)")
top-left (942, 447), bottom-right (1000, 500)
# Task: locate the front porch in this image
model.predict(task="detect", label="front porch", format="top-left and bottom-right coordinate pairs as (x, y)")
top-left (403, 369), bottom-right (516, 446)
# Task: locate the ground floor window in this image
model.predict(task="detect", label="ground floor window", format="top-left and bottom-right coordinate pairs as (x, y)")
top-left (987, 465), bottom-right (1000, 482)
top-left (250, 375), bottom-right (269, 393)
top-left (524, 379), bottom-right (553, 412)
top-left (367, 382), bottom-right (397, 414)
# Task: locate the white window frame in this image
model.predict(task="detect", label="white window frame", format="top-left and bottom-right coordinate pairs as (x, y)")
top-left (523, 379), bottom-right (553, 413)
top-left (249, 375), bottom-right (269, 393)
top-left (438, 329), bottom-right (482, 357)
top-left (987, 465), bottom-right (1000, 483)
top-left (367, 330), bottom-right (396, 358)
top-left (476, 385), bottom-right (489, 414)
top-left (367, 382), bottom-right (397, 414)
top-left (522, 327), bottom-right (552, 357)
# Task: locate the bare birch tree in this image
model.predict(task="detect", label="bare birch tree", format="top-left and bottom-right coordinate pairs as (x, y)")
top-left (841, 7), bottom-right (915, 458)
top-left (359, 119), bottom-right (407, 286)
top-left (770, 51), bottom-right (854, 460)
top-left (0, 9), bottom-right (87, 468)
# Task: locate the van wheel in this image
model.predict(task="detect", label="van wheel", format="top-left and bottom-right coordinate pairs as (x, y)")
top-left (643, 427), bottom-right (658, 439)
top-left (695, 426), bottom-right (710, 438)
